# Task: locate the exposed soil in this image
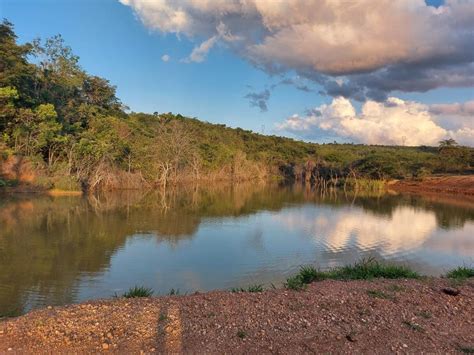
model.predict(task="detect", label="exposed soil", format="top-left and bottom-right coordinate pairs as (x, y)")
top-left (390, 175), bottom-right (474, 197)
top-left (1, 278), bottom-right (473, 354)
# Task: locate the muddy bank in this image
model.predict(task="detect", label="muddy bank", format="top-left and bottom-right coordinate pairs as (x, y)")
top-left (1, 278), bottom-right (473, 353)
top-left (389, 175), bottom-right (474, 197)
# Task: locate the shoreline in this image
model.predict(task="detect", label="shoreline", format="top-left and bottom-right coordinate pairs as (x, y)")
top-left (1, 277), bottom-right (472, 353)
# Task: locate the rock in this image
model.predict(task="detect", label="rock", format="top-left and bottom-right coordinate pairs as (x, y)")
top-left (346, 334), bottom-right (357, 342)
top-left (102, 343), bottom-right (109, 350)
top-left (442, 288), bottom-right (460, 296)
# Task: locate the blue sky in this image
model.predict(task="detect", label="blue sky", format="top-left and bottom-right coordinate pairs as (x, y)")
top-left (2, 0), bottom-right (473, 145)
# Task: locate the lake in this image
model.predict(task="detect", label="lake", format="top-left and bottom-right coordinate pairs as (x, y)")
top-left (1, 183), bottom-right (473, 316)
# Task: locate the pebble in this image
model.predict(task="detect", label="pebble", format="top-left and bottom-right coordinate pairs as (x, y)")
top-left (102, 343), bottom-right (109, 350)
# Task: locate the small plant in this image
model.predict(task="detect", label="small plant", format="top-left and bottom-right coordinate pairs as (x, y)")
top-left (284, 275), bottom-right (306, 291)
top-left (122, 286), bottom-right (153, 298)
top-left (446, 266), bottom-right (474, 280)
top-left (458, 345), bottom-right (474, 354)
top-left (168, 288), bottom-right (180, 296)
top-left (159, 314), bottom-right (167, 322)
top-left (367, 289), bottom-right (392, 300)
top-left (231, 284), bottom-right (264, 293)
top-left (403, 320), bottom-right (424, 332)
top-left (329, 258), bottom-right (419, 280)
top-left (284, 258), bottom-right (418, 290)
top-left (416, 311), bottom-right (432, 319)
top-left (385, 284), bottom-right (405, 292)
top-left (237, 330), bottom-right (246, 339)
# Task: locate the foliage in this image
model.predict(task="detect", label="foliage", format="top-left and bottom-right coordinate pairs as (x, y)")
top-left (446, 266), bottom-right (474, 279)
top-left (285, 258), bottom-right (419, 290)
top-left (122, 286), bottom-right (154, 298)
top-left (231, 284), bottom-right (264, 293)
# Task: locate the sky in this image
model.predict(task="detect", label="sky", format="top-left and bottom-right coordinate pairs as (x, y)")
top-left (1, 0), bottom-right (473, 146)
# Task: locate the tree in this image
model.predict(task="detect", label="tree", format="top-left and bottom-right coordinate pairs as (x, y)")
top-left (439, 138), bottom-right (458, 148)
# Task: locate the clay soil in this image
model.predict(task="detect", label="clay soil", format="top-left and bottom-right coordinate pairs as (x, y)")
top-left (1, 278), bottom-right (473, 354)
top-left (390, 175), bottom-right (474, 197)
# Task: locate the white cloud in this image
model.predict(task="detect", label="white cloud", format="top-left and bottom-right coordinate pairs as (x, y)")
top-left (161, 54), bottom-right (170, 62)
top-left (120, 0), bottom-right (474, 100)
top-left (277, 97), bottom-right (474, 146)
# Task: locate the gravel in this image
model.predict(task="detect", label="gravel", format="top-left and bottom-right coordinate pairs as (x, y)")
top-left (1, 278), bottom-right (473, 353)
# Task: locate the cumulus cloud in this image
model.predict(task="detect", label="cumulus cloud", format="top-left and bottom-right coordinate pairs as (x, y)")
top-left (120, 0), bottom-right (474, 101)
top-left (161, 54), bottom-right (170, 62)
top-left (277, 97), bottom-right (474, 146)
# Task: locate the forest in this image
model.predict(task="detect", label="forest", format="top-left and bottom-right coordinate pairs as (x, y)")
top-left (1, 20), bottom-right (473, 192)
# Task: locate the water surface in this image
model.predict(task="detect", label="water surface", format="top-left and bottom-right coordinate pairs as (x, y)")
top-left (0, 184), bottom-right (473, 316)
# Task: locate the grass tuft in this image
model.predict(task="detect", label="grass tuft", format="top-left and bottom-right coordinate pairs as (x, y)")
top-left (231, 284), bottom-right (264, 293)
top-left (122, 286), bottom-right (153, 298)
top-left (285, 258), bottom-right (419, 290)
top-left (458, 345), bottom-right (474, 354)
top-left (168, 288), bottom-right (180, 296)
top-left (367, 289), bottom-right (393, 300)
top-left (446, 266), bottom-right (474, 280)
top-left (237, 330), bottom-right (247, 339)
top-left (403, 320), bottom-right (424, 332)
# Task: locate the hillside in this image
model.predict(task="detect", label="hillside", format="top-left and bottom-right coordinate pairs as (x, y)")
top-left (1, 20), bottom-right (473, 192)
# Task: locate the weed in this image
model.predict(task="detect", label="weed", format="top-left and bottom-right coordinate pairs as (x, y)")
top-left (122, 286), bottom-right (153, 298)
top-left (366, 289), bottom-right (392, 299)
top-left (458, 345), bottom-right (474, 354)
top-left (329, 258), bottom-right (419, 280)
top-left (416, 310), bottom-right (432, 319)
top-left (403, 320), bottom-right (424, 332)
top-left (284, 275), bottom-right (307, 291)
top-left (385, 284), bottom-right (405, 292)
top-left (237, 330), bottom-right (247, 339)
top-left (168, 288), bottom-right (180, 296)
top-left (231, 284), bottom-right (264, 293)
top-left (446, 266), bottom-right (474, 280)
top-left (159, 314), bottom-right (167, 322)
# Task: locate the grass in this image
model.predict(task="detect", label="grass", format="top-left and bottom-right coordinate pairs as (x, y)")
top-left (285, 258), bottom-right (419, 290)
top-left (366, 289), bottom-right (393, 300)
top-left (231, 284), bottom-right (264, 293)
top-left (403, 320), bottom-right (425, 332)
top-left (458, 345), bottom-right (474, 354)
top-left (168, 288), bottom-right (180, 296)
top-left (122, 286), bottom-right (154, 298)
top-left (236, 330), bottom-right (247, 339)
top-left (446, 266), bottom-right (474, 280)
top-left (416, 310), bottom-right (432, 319)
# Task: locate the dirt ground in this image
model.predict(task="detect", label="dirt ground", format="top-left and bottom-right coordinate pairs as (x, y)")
top-left (389, 175), bottom-right (474, 197)
top-left (1, 278), bottom-right (473, 354)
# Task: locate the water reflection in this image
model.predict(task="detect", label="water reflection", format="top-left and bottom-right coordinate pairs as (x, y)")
top-left (0, 184), bottom-right (473, 316)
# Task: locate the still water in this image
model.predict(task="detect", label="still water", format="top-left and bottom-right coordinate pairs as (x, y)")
top-left (1, 183), bottom-right (473, 316)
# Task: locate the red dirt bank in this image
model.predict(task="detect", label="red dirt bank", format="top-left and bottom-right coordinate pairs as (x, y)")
top-left (389, 175), bottom-right (474, 196)
top-left (1, 278), bottom-right (473, 353)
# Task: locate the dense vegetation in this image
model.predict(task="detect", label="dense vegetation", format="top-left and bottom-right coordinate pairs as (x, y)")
top-left (1, 20), bottom-right (473, 192)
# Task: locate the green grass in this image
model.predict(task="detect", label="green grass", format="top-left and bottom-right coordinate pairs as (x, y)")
top-left (236, 330), bottom-right (247, 339)
top-left (285, 258), bottom-right (419, 290)
top-left (122, 286), bottom-right (154, 298)
top-left (366, 289), bottom-right (393, 300)
top-left (403, 320), bottom-right (424, 332)
top-left (231, 284), bottom-right (264, 293)
top-left (446, 266), bottom-right (474, 280)
top-left (167, 288), bottom-right (180, 296)
top-left (458, 345), bottom-right (474, 354)
top-left (416, 311), bottom-right (432, 319)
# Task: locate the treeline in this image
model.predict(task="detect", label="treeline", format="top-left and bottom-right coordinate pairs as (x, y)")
top-left (0, 20), bottom-right (473, 192)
